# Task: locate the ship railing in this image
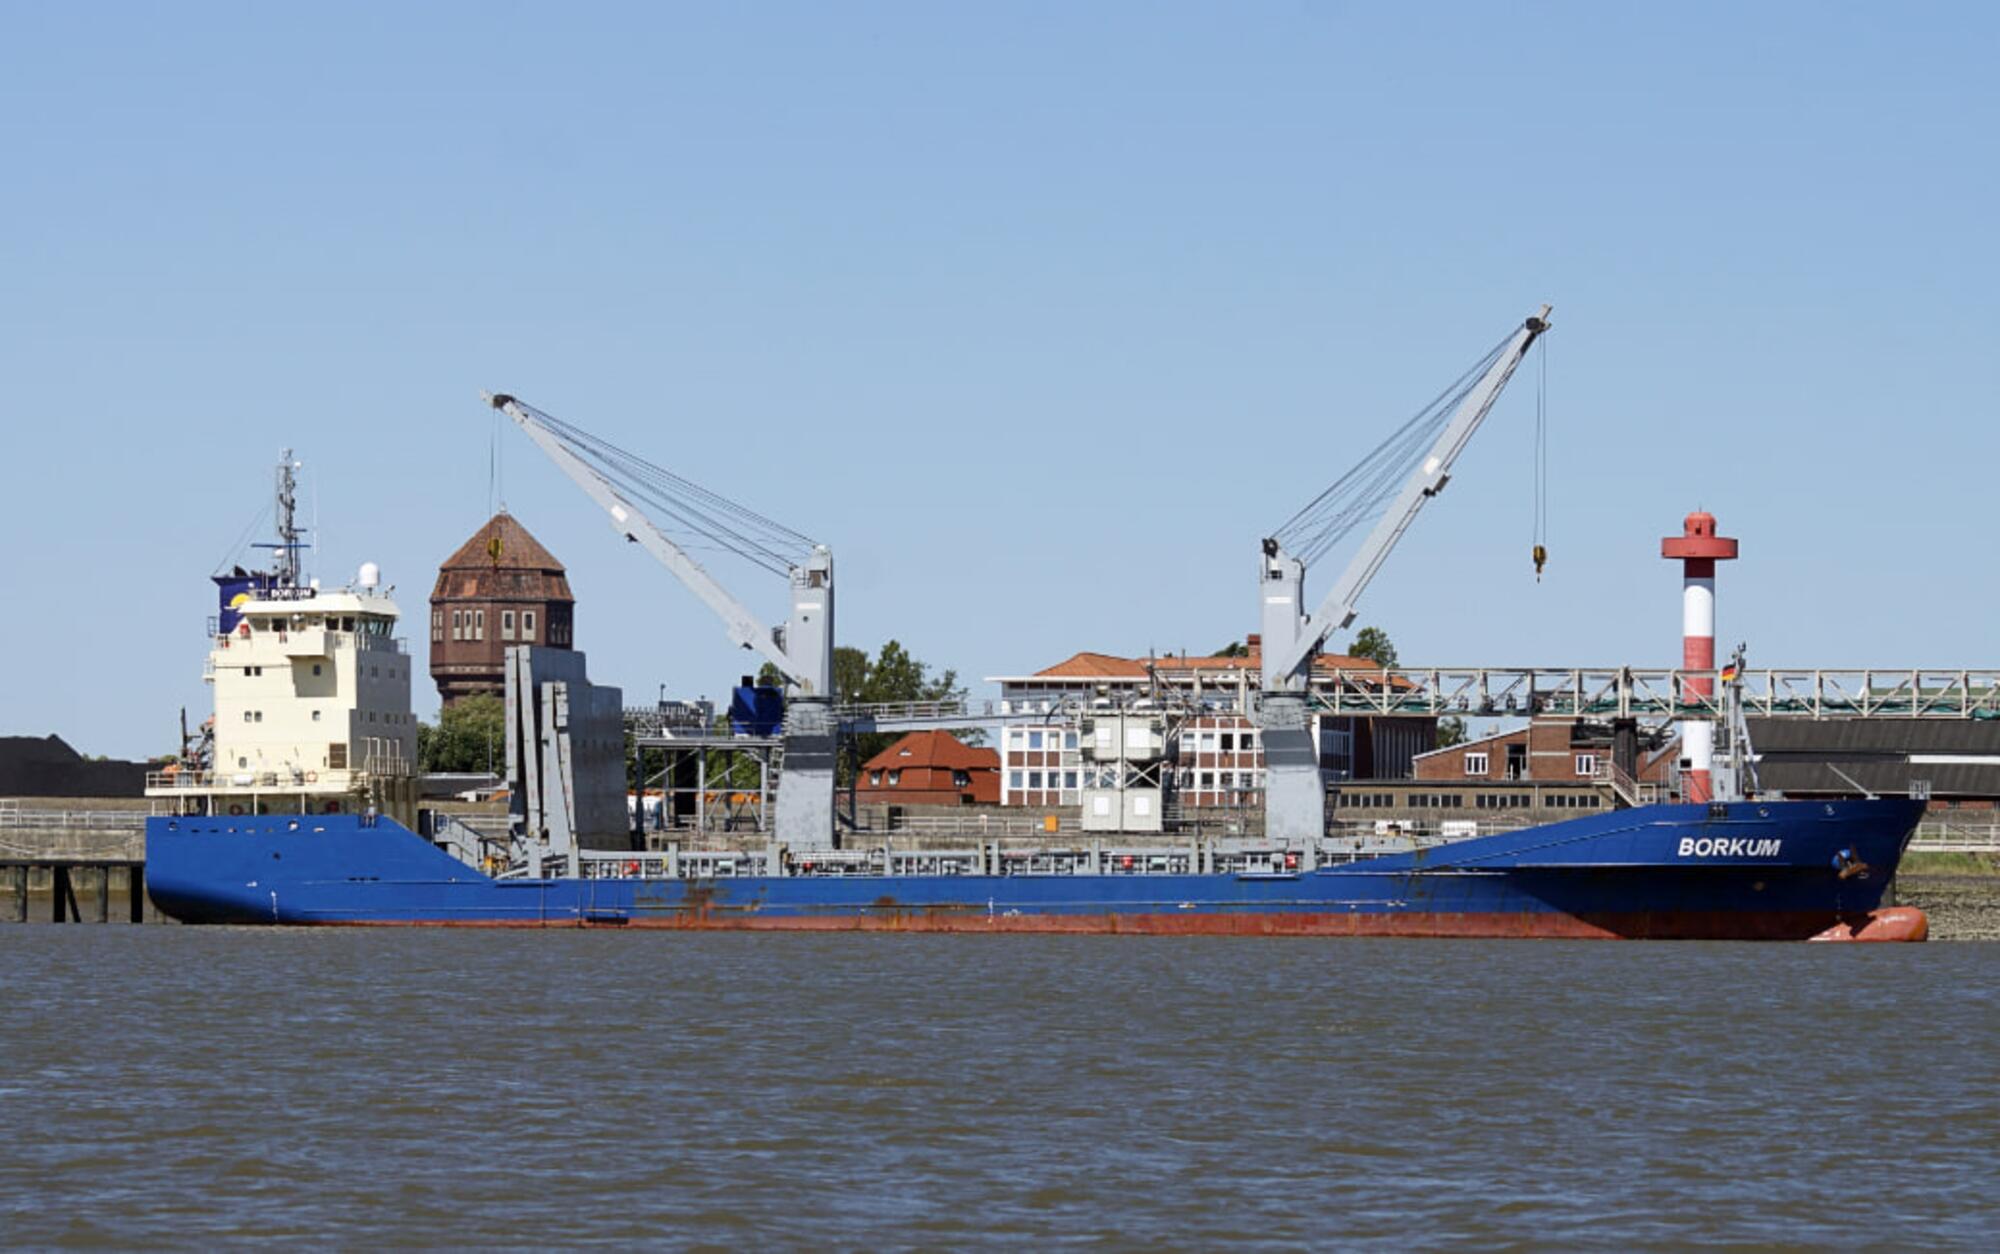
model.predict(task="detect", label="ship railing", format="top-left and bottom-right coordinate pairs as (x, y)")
top-left (144, 764), bottom-right (409, 792)
top-left (886, 811), bottom-right (1077, 837)
top-left (206, 628), bottom-right (407, 655)
top-left (569, 834), bottom-right (1516, 880)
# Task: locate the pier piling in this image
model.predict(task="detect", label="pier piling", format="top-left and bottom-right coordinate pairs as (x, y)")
top-left (4, 867), bottom-right (23, 923)
top-left (51, 865), bottom-right (75, 923)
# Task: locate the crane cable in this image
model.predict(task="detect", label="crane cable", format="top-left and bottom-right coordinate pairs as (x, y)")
top-left (1272, 330), bottom-right (1515, 569)
top-left (507, 399), bottom-right (819, 578)
top-left (1532, 333), bottom-right (1549, 581)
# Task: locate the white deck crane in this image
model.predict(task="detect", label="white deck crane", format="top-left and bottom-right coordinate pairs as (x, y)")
top-left (1257, 305), bottom-right (1552, 841)
top-left (486, 393), bottom-right (839, 848)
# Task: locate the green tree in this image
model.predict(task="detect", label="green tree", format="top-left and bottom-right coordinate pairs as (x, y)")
top-left (1211, 640), bottom-right (1250, 658)
top-left (419, 694), bottom-right (507, 774)
top-left (1348, 626), bottom-right (1398, 669)
top-left (1436, 716), bottom-right (1468, 749)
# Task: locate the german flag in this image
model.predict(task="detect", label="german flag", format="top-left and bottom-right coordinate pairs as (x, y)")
top-left (1720, 663), bottom-right (1740, 684)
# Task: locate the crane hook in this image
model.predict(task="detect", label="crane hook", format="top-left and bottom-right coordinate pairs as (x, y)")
top-left (1532, 544), bottom-right (1547, 581)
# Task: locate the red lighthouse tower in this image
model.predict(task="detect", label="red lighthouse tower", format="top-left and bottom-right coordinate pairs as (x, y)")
top-left (1661, 510), bottom-right (1739, 802)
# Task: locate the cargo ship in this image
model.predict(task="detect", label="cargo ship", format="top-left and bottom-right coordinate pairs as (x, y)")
top-left (141, 449), bottom-right (1928, 941)
top-left (145, 801), bottom-right (1926, 939)
top-left (144, 312), bottom-right (1929, 939)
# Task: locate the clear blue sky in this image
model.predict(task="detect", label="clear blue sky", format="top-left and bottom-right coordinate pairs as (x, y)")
top-left (3, 2), bottom-right (1994, 758)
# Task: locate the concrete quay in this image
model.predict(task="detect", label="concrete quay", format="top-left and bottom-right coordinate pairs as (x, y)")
top-left (0, 801), bottom-right (152, 924)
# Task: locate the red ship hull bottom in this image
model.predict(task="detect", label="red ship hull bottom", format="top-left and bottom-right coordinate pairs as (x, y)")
top-left (319, 905), bottom-right (1929, 941)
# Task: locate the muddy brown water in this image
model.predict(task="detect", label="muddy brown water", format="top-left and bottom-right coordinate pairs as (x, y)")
top-left (1, 930), bottom-right (1996, 1246)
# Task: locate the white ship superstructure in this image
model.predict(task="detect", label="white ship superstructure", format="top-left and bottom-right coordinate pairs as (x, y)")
top-left (148, 453), bottom-right (418, 822)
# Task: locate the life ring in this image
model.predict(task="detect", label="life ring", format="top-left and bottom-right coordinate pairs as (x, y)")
top-left (228, 804), bottom-right (244, 815)
top-left (238, 623), bottom-right (251, 639)
top-left (304, 771), bottom-right (318, 783)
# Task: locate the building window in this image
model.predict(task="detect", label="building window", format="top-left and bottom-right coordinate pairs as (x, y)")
top-left (1028, 771), bottom-right (1043, 789)
top-left (452, 610), bottom-right (462, 641)
top-left (523, 610), bottom-right (536, 641)
top-left (475, 610), bottom-right (485, 641)
top-left (1007, 729), bottom-right (1025, 749)
top-left (1576, 754), bottom-right (1598, 777)
top-left (1063, 731), bottom-right (1078, 751)
top-left (1009, 770), bottom-right (1023, 790)
top-left (952, 770), bottom-right (970, 788)
top-left (1028, 730), bottom-right (1044, 750)
top-left (502, 610), bottom-right (516, 641)
top-left (868, 771), bottom-right (881, 787)
top-left (1220, 732), bottom-right (1235, 752)
top-left (887, 770), bottom-right (901, 787)
top-left (1465, 752), bottom-right (1489, 776)
top-left (1064, 771), bottom-right (1078, 789)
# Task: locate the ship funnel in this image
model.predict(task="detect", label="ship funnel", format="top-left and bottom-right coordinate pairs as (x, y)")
top-left (358, 562), bottom-right (381, 590)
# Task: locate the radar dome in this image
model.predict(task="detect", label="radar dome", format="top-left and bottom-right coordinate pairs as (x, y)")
top-left (358, 562), bottom-right (381, 589)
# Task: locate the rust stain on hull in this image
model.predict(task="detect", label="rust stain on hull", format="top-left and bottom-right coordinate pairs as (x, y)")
top-left (316, 905), bottom-right (1928, 941)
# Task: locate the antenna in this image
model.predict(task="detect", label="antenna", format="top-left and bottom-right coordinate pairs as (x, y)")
top-left (274, 450), bottom-right (302, 590)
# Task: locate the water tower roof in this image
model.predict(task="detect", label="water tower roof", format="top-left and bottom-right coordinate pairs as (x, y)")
top-left (439, 513), bottom-right (566, 575)
top-left (432, 513), bottom-right (574, 603)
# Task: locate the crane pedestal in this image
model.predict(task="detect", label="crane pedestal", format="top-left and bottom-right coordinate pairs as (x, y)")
top-left (776, 698), bottom-right (839, 849)
top-left (1257, 693), bottom-right (1324, 843)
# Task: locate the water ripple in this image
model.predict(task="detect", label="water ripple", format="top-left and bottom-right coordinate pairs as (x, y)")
top-left (0, 931), bottom-right (1996, 1245)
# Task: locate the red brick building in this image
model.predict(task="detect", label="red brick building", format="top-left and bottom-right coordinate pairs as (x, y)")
top-left (858, 731), bottom-right (1000, 806)
top-left (429, 513), bottom-right (576, 706)
top-left (1413, 718), bottom-right (1677, 786)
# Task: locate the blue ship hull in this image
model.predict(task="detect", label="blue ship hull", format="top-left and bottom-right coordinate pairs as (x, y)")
top-left (145, 798), bottom-right (1929, 940)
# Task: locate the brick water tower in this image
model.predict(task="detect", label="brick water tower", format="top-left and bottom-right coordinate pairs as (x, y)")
top-left (1661, 510), bottom-right (1738, 802)
top-left (429, 512), bottom-right (576, 706)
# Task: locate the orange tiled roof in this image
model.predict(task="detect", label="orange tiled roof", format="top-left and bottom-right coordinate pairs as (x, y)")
top-left (860, 730), bottom-right (1000, 772)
